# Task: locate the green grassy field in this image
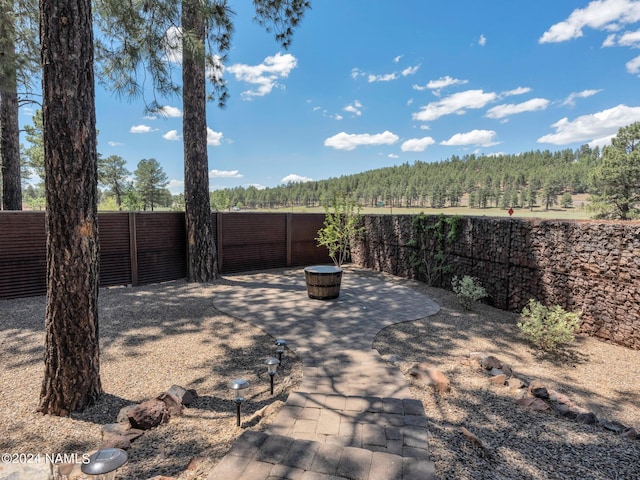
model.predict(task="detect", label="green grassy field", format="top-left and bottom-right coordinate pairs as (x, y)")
top-left (261, 205), bottom-right (592, 220)
top-left (255, 194), bottom-right (593, 220)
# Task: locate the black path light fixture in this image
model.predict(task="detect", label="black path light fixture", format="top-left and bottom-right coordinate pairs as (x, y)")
top-left (275, 339), bottom-right (287, 363)
top-left (229, 378), bottom-right (250, 427)
top-left (80, 448), bottom-right (128, 479)
top-left (265, 357), bottom-right (280, 395)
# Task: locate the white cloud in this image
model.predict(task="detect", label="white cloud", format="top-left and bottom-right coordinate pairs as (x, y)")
top-left (441, 129), bottom-right (499, 147)
top-left (401, 137), bottom-right (436, 152)
top-left (626, 54), bottom-right (640, 73)
top-left (281, 174), bottom-right (312, 184)
top-left (163, 130), bottom-right (181, 141)
top-left (539, 0), bottom-right (640, 43)
top-left (412, 89), bottom-right (497, 122)
top-left (163, 26), bottom-right (182, 64)
top-left (537, 104), bottom-right (640, 144)
top-left (603, 33), bottom-right (618, 46)
top-left (158, 105), bottom-right (182, 118)
top-left (324, 131), bottom-right (400, 151)
top-left (247, 183), bottom-right (267, 190)
top-left (207, 128), bottom-right (223, 146)
top-left (479, 34), bottom-right (487, 46)
top-left (368, 72), bottom-right (398, 82)
top-left (486, 98), bottom-right (550, 119)
top-left (351, 68), bottom-right (365, 79)
top-left (561, 89), bottom-right (602, 106)
top-left (502, 87), bottom-right (532, 97)
top-left (413, 76), bottom-right (469, 94)
top-left (589, 133), bottom-right (617, 148)
top-left (226, 52), bottom-right (297, 99)
top-left (402, 64), bottom-right (420, 76)
top-left (107, 141), bottom-right (123, 147)
top-left (618, 28), bottom-right (640, 45)
top-left (130, 124), bottom-right (155, 133)
top-left (167, 179), bottom-right (184, 195)
top-left (343, 100), bottom-right (363, 116)
top-left (393, 55), bottom-right (403, 63)
top-left (406, 98), bottom-right (414, 106)
top-left (209, 169), bottom-right (242, 178)
top-left (388, 153), bottom-right (399, 158)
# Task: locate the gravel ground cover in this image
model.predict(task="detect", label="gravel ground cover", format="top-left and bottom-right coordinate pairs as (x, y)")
top-left (0, 279), bottom-right (302, 479)
top-left (1, 269), bottom-right (639, 479)
top-left (373, 280), bottom-right (640, 480)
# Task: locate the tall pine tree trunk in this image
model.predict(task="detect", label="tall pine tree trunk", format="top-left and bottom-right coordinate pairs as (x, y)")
top-left (182, 0), bottom-right (218, 282)
top-left (38, 0), bottom-right (102, 415)
top-left (0, 4), bottom-right (22, 210)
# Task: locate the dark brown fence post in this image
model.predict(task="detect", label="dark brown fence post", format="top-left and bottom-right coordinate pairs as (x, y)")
top-left (128, 212), bottom-right (139, 286)
top-left (286, 213), bottom-right (292, 267)
top-left (216, 212), bottom-right (223, 273)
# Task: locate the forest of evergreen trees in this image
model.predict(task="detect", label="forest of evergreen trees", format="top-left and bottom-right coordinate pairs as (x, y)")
top-left (219, 145), bottom-right (601, 211)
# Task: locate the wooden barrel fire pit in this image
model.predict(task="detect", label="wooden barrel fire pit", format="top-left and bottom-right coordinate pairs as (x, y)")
top-left (304, 265), bottom-right (343, 300)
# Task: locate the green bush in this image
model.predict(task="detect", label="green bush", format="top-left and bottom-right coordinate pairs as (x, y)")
top-left (451, 275), bottom-right (487, 310)
top-left (517, 299), bottom-right (581, 351)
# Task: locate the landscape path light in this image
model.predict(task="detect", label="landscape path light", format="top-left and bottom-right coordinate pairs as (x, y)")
top-left (275, 339), bottom-right (287, 363)
top-left (80, 448), bottom-right (128, 480)
top-left (229, 378), bottom-right (250, 427)
top-left (265, 357), bottom-right (280, 395)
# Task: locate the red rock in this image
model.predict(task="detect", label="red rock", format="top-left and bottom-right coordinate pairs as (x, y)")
top-left (576, 412), bottom-right (598, 425)
top-left (480, 355), bottom-right (502, 370)
top-left (507, 377), bottom-right (525, 390)
top-left (100, 434), bottom-right (131, 450)
top-left (167, 384), bottom-right (196, 406)
top-left (127, 399), bottom-right (169, 430)
top-left (516, 397), bottom-right (550, 411)
top-left (408, 365), bottom-right (450, 393)
top-left (156, 392), bottom-right (183, 417)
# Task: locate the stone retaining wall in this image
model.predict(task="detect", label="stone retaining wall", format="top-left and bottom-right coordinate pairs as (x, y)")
top-left (351, 215), bottom-right (640, 350)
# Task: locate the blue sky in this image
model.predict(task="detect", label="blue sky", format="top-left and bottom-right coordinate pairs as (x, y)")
top-left (22, 0), bottom-right (640, 194)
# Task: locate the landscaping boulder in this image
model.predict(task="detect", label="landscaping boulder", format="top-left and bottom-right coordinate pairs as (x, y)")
top-left (117, 405), bottom-right (136, 424)
top-left (408, 363), bottom-right (450, 393)
top-left (156, 392), bottom-right (183, 417)
top-left (479, 355), bottom-right (502, 370)
top-left (167, 384), bottom-right (196, 406)
top-left (127, 399), bottom-right (170, 430)
top-left (100, 434), bottom-right (131, 450)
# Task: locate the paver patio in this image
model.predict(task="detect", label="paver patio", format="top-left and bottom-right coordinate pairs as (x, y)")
top-left (208, 268), bottom-right (440, 480)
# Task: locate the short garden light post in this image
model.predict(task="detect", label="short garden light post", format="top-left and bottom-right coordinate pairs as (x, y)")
top-left (81, 448), bottom-right (128, 479)
top-left (229, 378), bottom-right (250, 427)
top-left (265, 357), bottom-right (280, 395)
top-left (275, 339), bottom-right (287, 363)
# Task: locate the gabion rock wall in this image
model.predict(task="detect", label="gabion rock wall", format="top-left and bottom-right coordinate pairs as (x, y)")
top-left (351, 215), bottom-right (640, 350)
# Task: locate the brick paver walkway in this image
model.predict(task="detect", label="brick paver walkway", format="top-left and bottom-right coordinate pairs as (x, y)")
top-left (208, 267), bottom-right (440, 480)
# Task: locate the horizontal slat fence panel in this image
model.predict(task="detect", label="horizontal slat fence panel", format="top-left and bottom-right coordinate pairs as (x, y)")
top-left (0, 211), bottom-right (332, 299)
top-left (135, 212), bottom-right (187, 284)
top-left (0, 212), bottom-right (46, 298)
top-left (98, 213), bottom-right (132, 286)
top-left (218, 213), bottom-right (288, 273)
top-left (289, 214), bottom-right (332, 266)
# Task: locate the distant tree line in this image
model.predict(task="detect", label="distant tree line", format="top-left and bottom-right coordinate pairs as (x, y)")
top-left (220, 145), bottom-right (601, 212)
top-left (15, 118), bottom-right (640, 220)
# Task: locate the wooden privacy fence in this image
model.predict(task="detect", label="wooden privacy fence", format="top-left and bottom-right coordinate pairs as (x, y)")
top-left (0, 211), bottom-right (330, 299)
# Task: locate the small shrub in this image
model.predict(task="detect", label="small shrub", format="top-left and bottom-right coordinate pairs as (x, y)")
top-left (451, 275), bottom-right (487, 310)
top-left (517, 299), bottom-right (581, 351)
